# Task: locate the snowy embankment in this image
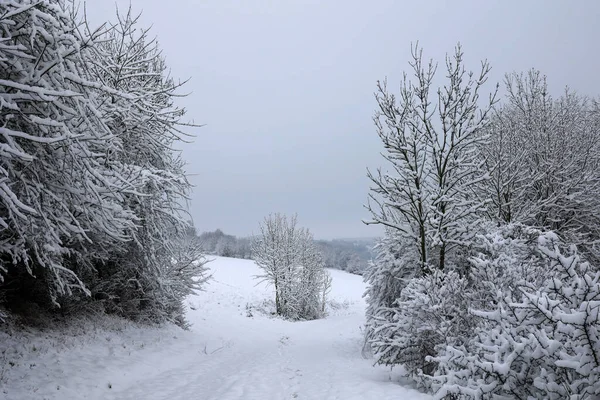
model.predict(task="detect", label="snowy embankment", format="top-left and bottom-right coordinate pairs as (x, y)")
top-left (1, 257), bottom-right (428, 400)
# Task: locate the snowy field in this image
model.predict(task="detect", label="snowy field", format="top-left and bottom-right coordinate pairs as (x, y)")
top-left (1, 257), bottom-right (428, 400)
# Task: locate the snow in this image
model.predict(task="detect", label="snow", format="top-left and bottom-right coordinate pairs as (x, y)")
top-left (1, 256), bottom-right (428, 400)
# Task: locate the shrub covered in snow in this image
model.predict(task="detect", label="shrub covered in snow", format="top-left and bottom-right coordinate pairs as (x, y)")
top-left (434, 231), bottom-right (600, 399)
top-left (365, 221), bottom-right (600, 398)
top-left (369, 269), bottom-right (472, 387)
top-left (363, 229), bottom-right (420, 352)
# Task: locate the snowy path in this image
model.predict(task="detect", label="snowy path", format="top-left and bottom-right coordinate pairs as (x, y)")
top-left (107, 257), bottom-right (428, 400)
top-left (1, 257), bottom-right (428, 400)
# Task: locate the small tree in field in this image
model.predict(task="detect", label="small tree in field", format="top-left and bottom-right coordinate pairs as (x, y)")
top-left (252, 213), bottom-right (287, 314)
top-left (252, 214), bottom-right (329, 320)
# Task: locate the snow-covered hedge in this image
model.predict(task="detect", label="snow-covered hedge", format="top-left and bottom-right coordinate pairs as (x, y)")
top-left (434, 231), bottom-right (600, 399)
top-left (365, 224), bottom-right (600, 398)
top-left (369, 269), bottom-right (472, 385)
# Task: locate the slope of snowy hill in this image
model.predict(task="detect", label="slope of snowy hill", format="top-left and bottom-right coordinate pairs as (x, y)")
top-left (1, 257), bottom-right (428, 400)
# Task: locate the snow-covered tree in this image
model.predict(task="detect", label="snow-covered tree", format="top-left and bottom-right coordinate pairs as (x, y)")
top-left (252, 214), bottom-right (287, 314)
top-left (366, 75), bottom-right (431, 273)
top-left (0, 0), bottom-right (135, 306)
top-left (363, 227), bottom-right (419, 352)
top-left (252, 214), bottom-right (329, 320)
top-left (364, 47), bottom-right (600, 398)
top-left (0, 2), bottom-right (207, 327)
top-left (344, 253), bottom-right (364, 275)
top-left (480, 70), bottom-right (600, 260)
top-left (83, 8), bottom-right (205, 325)
top-left (364, 44), bottom-right (498, 378)
top-left (425, 46), bottom-right (498, 270)
top-left (167, 231), bottom-right (211, 327)
top-left (287, 228), bottom-right (330, 320)
top-left (366, 44), bottom-right (497, 273)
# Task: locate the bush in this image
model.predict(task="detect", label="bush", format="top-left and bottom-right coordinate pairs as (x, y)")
top-left (434, 231), bottom-right (600, 399)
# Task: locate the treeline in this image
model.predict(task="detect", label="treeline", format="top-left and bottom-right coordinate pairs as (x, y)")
top-left (197, 229), bottom-right (374, 275)
top-left (0, 1), bottom-right (208, 327)
top-left (197, 230), bottom-right (252, 259)
top-left (316, 239), bottom-right (374, 275)
top-left (364, 45), bottom-right (600, 398)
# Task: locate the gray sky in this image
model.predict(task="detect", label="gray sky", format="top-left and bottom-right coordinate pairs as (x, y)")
top-left (87, 0), bottom-right (599, 239)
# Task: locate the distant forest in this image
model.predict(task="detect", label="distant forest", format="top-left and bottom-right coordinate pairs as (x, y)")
top-left (197, 229), bottom-right (376, 275)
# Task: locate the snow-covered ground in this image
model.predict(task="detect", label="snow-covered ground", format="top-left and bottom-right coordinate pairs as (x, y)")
top-left (1, 257), bottom-right (428, 400)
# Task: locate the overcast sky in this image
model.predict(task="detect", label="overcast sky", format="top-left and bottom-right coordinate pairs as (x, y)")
top-left (86, 1), bottom-right (599, 239)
